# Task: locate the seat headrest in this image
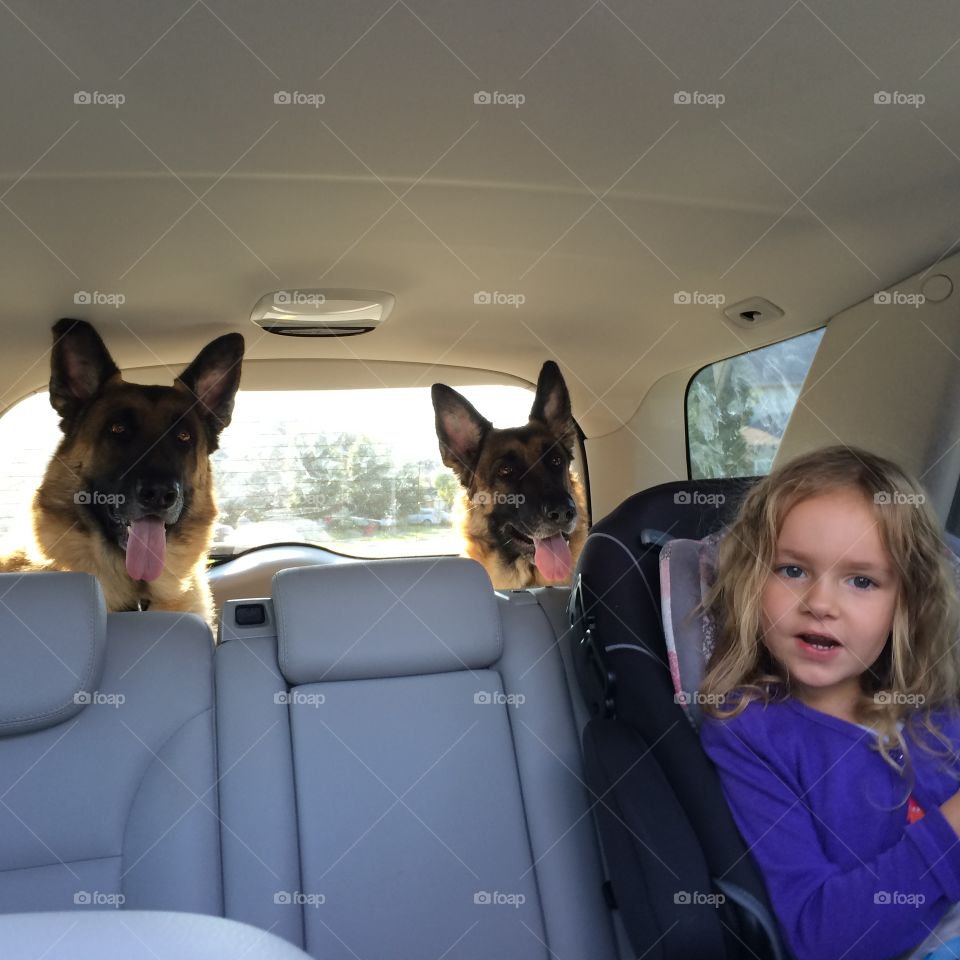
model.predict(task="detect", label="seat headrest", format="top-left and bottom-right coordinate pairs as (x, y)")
top-left (0, 572), bottom-right (107, 737)
top-left (587, 477), bottom-right (757, 546)
top-left (274, 558), bottom-right (502, 684)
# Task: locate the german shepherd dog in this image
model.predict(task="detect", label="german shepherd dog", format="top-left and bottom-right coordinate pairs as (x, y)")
top-left (1, 319), bottom-right (243, 623)
top-left (432, 361), bottom-right (588, 589)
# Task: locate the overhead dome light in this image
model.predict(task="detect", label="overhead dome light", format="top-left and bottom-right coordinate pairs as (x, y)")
top-left (250, 289), bottom-right (395, 337)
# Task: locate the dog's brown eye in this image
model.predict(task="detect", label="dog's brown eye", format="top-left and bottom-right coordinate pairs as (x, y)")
top-left (176, 430), bottom-right (191, 443)
top-left (550, 454), bottom-right (563, 467)
top-left (110, 423), bottom-right (125, 435)
top-left (498, 464), bottom-right (513, 478)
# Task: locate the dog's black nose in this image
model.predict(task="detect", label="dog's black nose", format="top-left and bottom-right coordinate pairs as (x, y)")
top-left (135, 478), bottom-right (181, 512)
top-left (544, 496), bottom-right (576, 524)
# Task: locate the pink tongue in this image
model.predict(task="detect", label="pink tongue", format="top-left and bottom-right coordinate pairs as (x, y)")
top-left (533, 533), bottom-right (573, 582)
top-left (125, 518), bottom-right (167, 582)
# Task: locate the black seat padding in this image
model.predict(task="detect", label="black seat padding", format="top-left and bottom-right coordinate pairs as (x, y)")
top-left (572, 477), bottom-right (788, 960)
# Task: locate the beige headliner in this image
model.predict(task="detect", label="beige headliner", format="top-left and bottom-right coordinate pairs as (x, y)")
top-left (1, 2), bottom-right (957, 434)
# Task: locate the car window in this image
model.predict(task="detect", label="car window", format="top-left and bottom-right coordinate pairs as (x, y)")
top-left (0, 384), bottom-right (536, 559)
top-left (686, 329), bottom-right (825, 480)
top-left (0, 396), bottom-right (62, 546)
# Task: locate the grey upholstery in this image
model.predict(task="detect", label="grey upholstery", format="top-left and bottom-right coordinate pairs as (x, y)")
top-left (529, 587), bottom-right (638, 960)
top-left (0, 911), bottom-right (312, 959)
top-left (292, 669), bottom-right (544, 958)
top-left (274, 558), bottom-right (502, 683)
top-left (1, 563), bottom-right (622, 959)
top-left (0, 573), bottom-right (106, 736)
top-left (216, 632), bottom-right (303, 946)
top-left (496, 589), bottom-right (620, 960)
top-left (218, 559), bottom-right (620, 960)
top-left (0, 577), bottom-right (221, 917)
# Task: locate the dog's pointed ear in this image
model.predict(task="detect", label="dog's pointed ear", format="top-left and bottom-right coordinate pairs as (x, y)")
top-left (529, 361), bottom-right (575, 444)
top-left (431, 383), bottom-right (491, 485)
top-left (49, 319), bottom-right (121, 423)
top-left (176, 333), bottom-right (244, 439)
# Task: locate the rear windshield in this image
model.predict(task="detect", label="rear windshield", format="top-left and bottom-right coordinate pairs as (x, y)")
top-left (0, 385), bottom-right (535, 559)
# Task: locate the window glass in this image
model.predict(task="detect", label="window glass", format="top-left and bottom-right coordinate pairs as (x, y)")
top-left (0, 394), bottom-right (61, 544)
top-left (686, 329), bottom-right (825, 479)
top-left (0, 385), bottom-right (536, 558)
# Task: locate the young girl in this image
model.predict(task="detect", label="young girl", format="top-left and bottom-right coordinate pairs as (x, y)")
top-left (699, 445), bottom-right (960, 960)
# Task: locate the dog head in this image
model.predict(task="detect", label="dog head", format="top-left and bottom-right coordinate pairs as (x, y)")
top-left (47, 318), bottom-right (243, 583)
top-left (432, 361), bottom-right (580, 582)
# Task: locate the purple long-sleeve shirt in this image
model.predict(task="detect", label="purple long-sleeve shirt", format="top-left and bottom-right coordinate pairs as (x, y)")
top-left (700, 698), bottom-right (960, 960)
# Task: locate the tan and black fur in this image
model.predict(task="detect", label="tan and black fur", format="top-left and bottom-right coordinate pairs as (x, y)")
top-left (432, 361), bottom-right (588, 589)
top-left (2, 319), bottom-right (243, 623)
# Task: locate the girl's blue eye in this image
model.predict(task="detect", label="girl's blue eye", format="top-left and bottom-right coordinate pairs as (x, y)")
top-left (850, 575), bottom-right (876, 590)
top-left (778, 565), bottom-right (805, 579)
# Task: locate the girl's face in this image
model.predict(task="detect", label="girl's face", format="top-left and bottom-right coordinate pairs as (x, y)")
top-left (760, 488), bottom-right (898, 720)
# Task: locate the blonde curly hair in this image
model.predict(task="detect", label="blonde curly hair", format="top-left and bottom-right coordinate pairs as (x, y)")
top-left (700, 445), bottom-right (960, 776)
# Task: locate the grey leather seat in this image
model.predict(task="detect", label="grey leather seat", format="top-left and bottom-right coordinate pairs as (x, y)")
top-left (0, 571), bottom-right (221, 914)
top-left (0, 563), bottom-right (619, 959)
top-left (0, 910), bottom-right (314, 960)
top-left (217, 558), bottom-right (619, 959)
